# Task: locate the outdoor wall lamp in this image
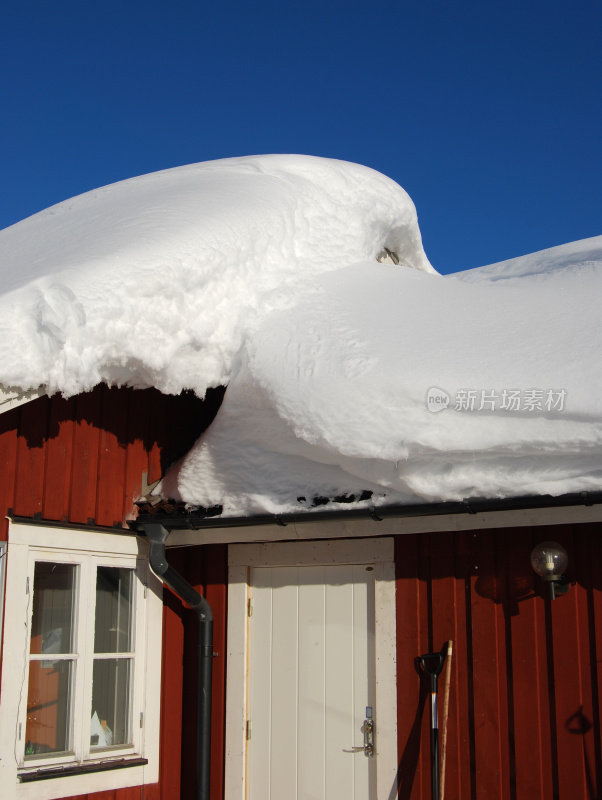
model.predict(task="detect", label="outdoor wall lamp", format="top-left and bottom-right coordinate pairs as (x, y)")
top-left (530, 541), bottom-right (570, 600)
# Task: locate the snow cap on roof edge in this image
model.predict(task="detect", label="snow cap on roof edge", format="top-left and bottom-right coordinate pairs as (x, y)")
top-left (0, 154), bottom-right (434, 398)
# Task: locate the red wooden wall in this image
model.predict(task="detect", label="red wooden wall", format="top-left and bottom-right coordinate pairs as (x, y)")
top-left (0, 385), bottom-right (227, 800)
top-left (0, 384), bottom-right (223, 538)
top-left (395, 523), bottom-right (602, 800)
top-left (2, 385), bottom-right (600, 799)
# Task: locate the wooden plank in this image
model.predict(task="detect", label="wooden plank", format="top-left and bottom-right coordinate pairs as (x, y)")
top-left (41, 394), bottom-right (76, 521)
top-left (395, 533), bottom-right (428, 800)
top-left (247, 566), bottom-right (275, 800)
top-left (122, 389), bottom-right (153, 520)
top-left (158, 580), bottom-right (185, 800)
top-left (297, 567), bottom-right (326, 800)
top-left (203, 545), bottom-right (228, 800)
top-left (270, 567), bottom-right (300, 798)
top-left (503, 527), bottom-right (552, 800)
top-left (547, 526), bottom-right (588, 799)
top-left (416, 532), bottom-right (433, 800)
top-left (324, 566), bottom-right (357, 799)
top-left (468, 528), bottom-right (508, 800)
top-left (174, 547), bottom-right (202, 799)
top-left (95, 386), bottom-right (128, 527)
top-left (13, 396), bottom-right (48, 517)
top-left (142, 783), bottom-right (161, 799)
top-left (429, 530), bottom-right (458, 800)
top-left (351, 564), bottom-right (375, 798)
top-left (68, 388), bottom-right (102, 524)
top-left (451, 530), bottom-right (479, 800)
top-left (589, 525), bottom-right (602, 799)
top-left (571, 531), bottom-right (599, 800)
top-left (0, 408), bottom-right (19, 540)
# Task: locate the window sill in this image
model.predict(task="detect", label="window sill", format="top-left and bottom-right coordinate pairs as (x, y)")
top-left (18, 757), bottom-right (148, 783)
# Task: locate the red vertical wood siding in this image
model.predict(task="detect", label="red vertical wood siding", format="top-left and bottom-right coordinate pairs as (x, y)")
top-left (395, 523), bottom-right (602, 800)
top-left (159, 545), bottom-right (228, 800)
top-left (0, 385), bottom-right (227, 800)
top-left (2, 385), bottom-right (601, 799)
top-left (0, 384), bottom-right (223, 539)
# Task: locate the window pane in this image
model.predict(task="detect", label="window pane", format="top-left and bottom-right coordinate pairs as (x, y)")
top-left (90, 658), bottom-right (132, 749)
top-left (25, 660), bottom-right (74, 758)
top-left (30, 562), bottom-right (76, 655)
top-left (94, 567), bottom-right (134, 653)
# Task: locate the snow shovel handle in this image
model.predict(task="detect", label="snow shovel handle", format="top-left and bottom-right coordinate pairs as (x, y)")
top-left (418, 651), bottom-right (447, 800)
top-left (419, 652), bottom-right (446, 687)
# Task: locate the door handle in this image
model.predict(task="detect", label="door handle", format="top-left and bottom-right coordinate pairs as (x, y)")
top-left (343, 718), bottom-right (375, 757)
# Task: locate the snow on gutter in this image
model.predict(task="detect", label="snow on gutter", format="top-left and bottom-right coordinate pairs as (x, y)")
top-left (133, 490), bottom-right (602, 546)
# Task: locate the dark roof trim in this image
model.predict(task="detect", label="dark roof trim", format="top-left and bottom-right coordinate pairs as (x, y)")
top-left (133, 490), bottom-right (602, 532)
top-left (7, 511), bottom-right (136, 536)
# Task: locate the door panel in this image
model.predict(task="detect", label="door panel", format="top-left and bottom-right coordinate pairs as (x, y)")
top-left (247, 564), bottom-right (376, 800)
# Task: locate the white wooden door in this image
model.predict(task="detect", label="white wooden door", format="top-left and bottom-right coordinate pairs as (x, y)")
top-left (247, 563), bottom-right (376, 800)
top-left (225, 539), bottom-right (397, 800)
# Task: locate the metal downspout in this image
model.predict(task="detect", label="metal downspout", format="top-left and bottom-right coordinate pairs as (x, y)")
top-left (143, 523), bottom-right (213, 800)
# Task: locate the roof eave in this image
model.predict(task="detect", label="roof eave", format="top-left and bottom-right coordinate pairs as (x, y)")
top-left (134, 489), bottom-right (602, 535)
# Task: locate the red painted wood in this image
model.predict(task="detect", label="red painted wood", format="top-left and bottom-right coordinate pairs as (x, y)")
top-left (159, 582), bottom-right (186, 800)
top-left (0, 406), bottom-right (19, 540)
top-left (68, 390), bottom-right (102, 523)
top-left (587, 525), bottom-right (602, 799)
top-left (0, 384), bottom-right (226, 800)
top-left (395, 533), bottom-right (428, 800)
top-left (96, 387), bottom-right (128, 527)
top-left (470, 530), bottom-right (508, 798)
top-left (204, 544), bottom-right (228, 800)
top-left (150, 543), bottom-right (229, 800)
top-left (42, 395), bottom-right (76, 521)
top-left (503, 527), bottom-right (552, 800)
top-left (13, 396), bottom-right (48, 517)
top-left (142, 783), bottom-right (161, 799)
top-left (1, 384), bottom-right (601, 799)
top-left (123, 389), bottom-right (153, 521)
top-left (429, 529), bottom-right (465, 800)
top-left (546, 526), bottom-right (592, 799)
top-left (574, 524), bottom-right (601, 800)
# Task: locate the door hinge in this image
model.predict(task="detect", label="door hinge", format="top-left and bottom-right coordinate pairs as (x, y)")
top-left (25, 576), bottom-right (30, 595)
top-left (247, 598), bottom-right (253, 617)
top-left (140, 712), bottom-right (144, 728)
top-left (246, 720), bottom-right (252, 740)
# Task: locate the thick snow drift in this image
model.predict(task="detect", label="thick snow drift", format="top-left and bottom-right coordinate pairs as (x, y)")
top-left (0, 155), bottom-right (600, 513)
top-left (160, 236), bottom-right (602, 512)
top-left (0, 155), bottom-right (432, 397)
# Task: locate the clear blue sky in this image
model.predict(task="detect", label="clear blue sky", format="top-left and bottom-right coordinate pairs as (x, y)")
top-left (2, 0), bottom-right (600, 274)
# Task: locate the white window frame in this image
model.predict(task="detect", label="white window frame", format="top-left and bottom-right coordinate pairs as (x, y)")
top-left (0, 541), bottom-right (6, 664)
top-left (0, 522), bottom-right (163, 800)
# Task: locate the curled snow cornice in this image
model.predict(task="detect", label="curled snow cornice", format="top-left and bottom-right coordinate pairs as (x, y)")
top-left (0, 155), bottom-right (434, 397)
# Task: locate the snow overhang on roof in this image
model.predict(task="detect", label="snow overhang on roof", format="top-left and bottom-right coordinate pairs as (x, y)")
top-left (0, 154), bottom-right (600, 513)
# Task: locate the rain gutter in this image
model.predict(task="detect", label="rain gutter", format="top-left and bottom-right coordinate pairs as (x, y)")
top-left (134, 489), bottom-right (602, 532)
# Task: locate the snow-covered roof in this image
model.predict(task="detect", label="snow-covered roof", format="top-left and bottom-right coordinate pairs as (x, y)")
top-left (0, 155), bottom-right (600, 514)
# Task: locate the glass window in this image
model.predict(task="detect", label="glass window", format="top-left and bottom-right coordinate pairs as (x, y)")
top-left (1, 522), bottom-right (162, 795)
top-left (22, 557), bottom-right (140, 765)
top-left (26, 563), bottom-right (77, 759)
top-left (91, 566), bottom-right (135, 750)
top-left (90, 659), bottom-right (132, 748)
top-left (94, 566), bottom-right (133, 653)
